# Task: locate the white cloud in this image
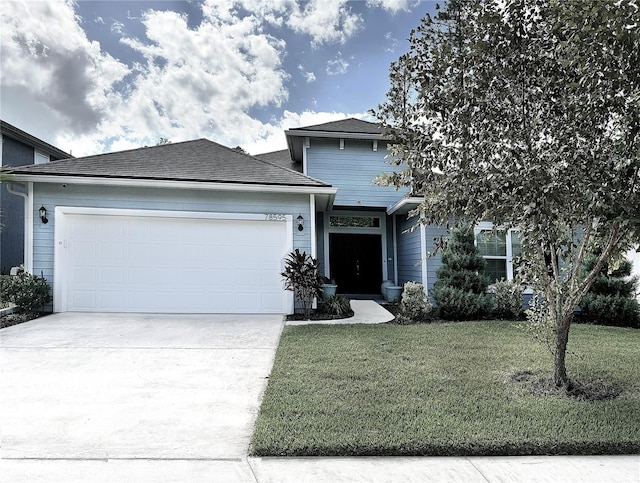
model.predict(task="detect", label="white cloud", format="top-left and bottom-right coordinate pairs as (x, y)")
top-left (366, 0), bottom-right (415, 13)
top-left (285, 0), bottom-right (362, 46)
top-left (235, 0), bottom-right (362, 47)
top-left (0, 0), bottom-right (401, 157)
top-left (384, 31), bottom-right (399, 53)
top-left (298, 64), bottom-right (317, 83)
top-left (244, 110), bottom-right (369, 155)
top-left (1, 1), bottom-right (292, 156)
top-left (327, 52), bottom-right (349, 75)
top-left (1, 0), bottom-right (128, 144)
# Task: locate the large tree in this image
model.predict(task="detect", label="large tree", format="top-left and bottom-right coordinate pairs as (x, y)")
top-left (375, 0), bottom-right (640, 388)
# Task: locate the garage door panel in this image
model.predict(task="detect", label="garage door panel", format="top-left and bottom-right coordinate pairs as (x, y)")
top-left (59, 212), bottom-right (290, 313)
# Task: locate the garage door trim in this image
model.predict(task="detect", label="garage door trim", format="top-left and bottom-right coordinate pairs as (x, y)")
top-left (53, 206), bottom-right (294, 313)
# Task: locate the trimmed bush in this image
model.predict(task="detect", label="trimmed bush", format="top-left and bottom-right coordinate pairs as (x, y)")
top-left (491, 280), bottom-right (524, 319)
top-left (397, 282), bottom-right (432, 324)
top-left (1, 272), bottom-right (51, 314)
top-left (580, 251), bottom-right (639, 328)
top-left (433, 223), bottom-right (493, 320)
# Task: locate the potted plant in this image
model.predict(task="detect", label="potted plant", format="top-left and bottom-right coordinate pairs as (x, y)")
top-left (281, 249), bottom-right (322, 319)
top-left (320, 277), bottom-right (338, 300)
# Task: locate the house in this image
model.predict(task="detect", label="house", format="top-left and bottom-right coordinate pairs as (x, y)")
top-left (7, 118), bottom-right (521, 314)
top-left (0, 121), bottom-right (71, 273)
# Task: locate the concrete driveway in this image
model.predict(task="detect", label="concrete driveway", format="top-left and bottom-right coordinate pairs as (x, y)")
top-left (0, 312), bottom-right (284, 481)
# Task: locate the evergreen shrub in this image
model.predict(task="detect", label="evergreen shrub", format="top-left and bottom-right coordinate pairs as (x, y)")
top-left (433, 223), bottom-right (493, 320)
top-left (580, 252), bottom-right (639, 328)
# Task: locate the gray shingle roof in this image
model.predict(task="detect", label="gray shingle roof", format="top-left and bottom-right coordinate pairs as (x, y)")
top-left (9, 139), bottom-right (330, 187)
top-left (288, 118), bottom-right (382, 135)
top-left (254, 149), bottom-right (302, 173)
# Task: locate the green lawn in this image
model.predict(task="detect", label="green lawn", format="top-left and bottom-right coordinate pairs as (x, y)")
top-left (251, 321), bottom-right (640, 456)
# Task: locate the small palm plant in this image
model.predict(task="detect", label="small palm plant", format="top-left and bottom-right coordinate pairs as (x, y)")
top-left (281, 249), bottom-right (322, 319)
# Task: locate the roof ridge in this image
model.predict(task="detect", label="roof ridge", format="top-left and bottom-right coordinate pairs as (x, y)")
top-left (34, 138), bottom-right (210, 168)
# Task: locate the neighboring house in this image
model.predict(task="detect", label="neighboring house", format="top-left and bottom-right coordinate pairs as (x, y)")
top-left (8, 118), bottom-right (520, 314)
top-left (0, 120), bottom-right (71, 273)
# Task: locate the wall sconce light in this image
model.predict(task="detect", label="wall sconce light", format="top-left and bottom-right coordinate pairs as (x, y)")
top-left (39, 205), bottom-right (48, 224)
top-left (297, 214), bottom-right (304, 232)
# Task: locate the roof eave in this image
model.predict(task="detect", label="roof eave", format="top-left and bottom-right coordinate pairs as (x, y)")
top-left (9, 173), bottom-right (337, 195)
top-left (387, 196), bottom-right (424, 216)
top-left (285, 129), bottom-right (386, 141)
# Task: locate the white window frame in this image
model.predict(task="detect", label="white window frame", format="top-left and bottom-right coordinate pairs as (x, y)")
top-left (474, 222), bottom-right (519, 282)
top-left (34, 151), bottom-right (49, 165)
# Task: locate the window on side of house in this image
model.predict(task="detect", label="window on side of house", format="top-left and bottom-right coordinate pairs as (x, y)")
top-left (35, 151), bottom-right (49, 165)
top-left (475, 226), bottom-right (521, 282)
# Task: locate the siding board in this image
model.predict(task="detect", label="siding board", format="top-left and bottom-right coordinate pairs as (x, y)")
top-left (306, 139), bottom-right (408, 208)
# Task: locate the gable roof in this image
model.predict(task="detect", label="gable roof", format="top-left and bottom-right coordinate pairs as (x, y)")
top-left (1, 120), bottom-right (71, 160)
top-left (284, 118), bottom-right (387, 163)
top-left (9, 138), bottom-right (329, 188)
top-left (287, 118), bottom-right (383, 136)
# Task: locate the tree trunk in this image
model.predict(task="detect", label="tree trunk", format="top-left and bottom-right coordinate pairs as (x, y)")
top-left (554, 315), bottom-right (572, 387)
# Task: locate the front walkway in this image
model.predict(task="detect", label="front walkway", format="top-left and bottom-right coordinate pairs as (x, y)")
top-left (286, 299), bottom-right (395, 326)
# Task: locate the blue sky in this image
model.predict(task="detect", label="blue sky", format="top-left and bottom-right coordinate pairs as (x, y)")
top-left (1, 1), bottom-right (437, 156)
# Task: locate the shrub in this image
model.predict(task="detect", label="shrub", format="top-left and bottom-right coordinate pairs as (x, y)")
top-left (318, 295), bottom-right (353, 318)
top-left (433, 223), bottom-right (493, 320)
top-left (491, 280), bottom-right (524, 319)
top-left (398, 282), bottom-right (432, 323)
top-left (281, 249), bottom-right (322, 319)
top-left (580, 294), bottom-right (639, 328)
top-left (579, 251), bottom-right (640, 328)
top-left (435, 286), bottom-right (493, 320)
top-left (1, 272), bottom-right (51, 314)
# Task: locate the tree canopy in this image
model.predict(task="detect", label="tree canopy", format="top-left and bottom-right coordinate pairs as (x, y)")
top-left (375, 0), bottom-right (640, 387)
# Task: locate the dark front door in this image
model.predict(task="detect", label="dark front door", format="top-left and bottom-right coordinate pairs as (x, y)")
top-left (329, 233), bottom-right (382, 294)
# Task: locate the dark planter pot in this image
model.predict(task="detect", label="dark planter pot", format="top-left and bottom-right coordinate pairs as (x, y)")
top-left (386, 286), bottom-right (403, 303)
top-left (321, 284), bottom-right (338, 300)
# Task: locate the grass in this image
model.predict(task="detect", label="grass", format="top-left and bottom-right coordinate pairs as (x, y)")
top-left (251, 321), bottom-right (640, 456)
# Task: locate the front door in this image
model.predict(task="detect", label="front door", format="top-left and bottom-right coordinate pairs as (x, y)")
top-left (329, 233), bottom-right (382, 294)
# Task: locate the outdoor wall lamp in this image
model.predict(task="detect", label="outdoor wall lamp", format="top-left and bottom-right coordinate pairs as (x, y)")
top-left (39, 205), bottom-right (48, 224)
top-left (297, 214), bottom-right (304, 231)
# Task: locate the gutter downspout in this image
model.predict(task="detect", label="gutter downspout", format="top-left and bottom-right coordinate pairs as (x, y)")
top-left (310, 194), bottom-right (316, 259)
top-left (420, 223), bottom-right (429, 296)
top-left (7, 182), bottom-right (33, 272)
top-left (393, 215), bottom-right (398, 285)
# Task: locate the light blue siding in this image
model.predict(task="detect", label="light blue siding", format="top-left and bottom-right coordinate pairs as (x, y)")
top-left (396, 215), bottom-right (422, 285)
top-left (31, 183), bottom-right (312, 306)
top-left (422, 224), bottom-right (446, 298)
top-left (396, 215), bottom-right (446, 300)
top-left (306, 138), bottom-right (408, 208)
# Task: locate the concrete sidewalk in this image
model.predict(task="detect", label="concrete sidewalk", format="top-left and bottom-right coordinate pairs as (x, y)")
top-left (2, 454), bottom-right (638, 482)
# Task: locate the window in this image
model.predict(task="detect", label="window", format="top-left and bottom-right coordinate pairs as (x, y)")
top-left (35, 151), bottom-right (49, 165)
top-left (475, 225), bottom-right (521, 282)
top-left (329, 215), bottom-right (380, 228)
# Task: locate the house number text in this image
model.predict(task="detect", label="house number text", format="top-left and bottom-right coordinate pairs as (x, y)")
top-left (265, 213), bottom-right (286, 221)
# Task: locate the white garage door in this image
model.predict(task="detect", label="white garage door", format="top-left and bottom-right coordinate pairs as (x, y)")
top-left (54, 209), bottom-right (292, 313)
